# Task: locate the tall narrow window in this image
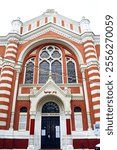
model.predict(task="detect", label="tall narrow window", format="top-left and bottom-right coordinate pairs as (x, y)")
top-left (39, 61), bottom-right (49, 83)
top-left (39, 45), bottom-right (62, 83)
top-left (74, 107), bottom-right (83, 130)
top-left (19, 107), bottom-right (27, 130)
top-left (52, 60), bottom-right (62, 83)
top-left (66, 58), bottom-right (77, 83)
top-left (25, 58), bottom-right (34, 84)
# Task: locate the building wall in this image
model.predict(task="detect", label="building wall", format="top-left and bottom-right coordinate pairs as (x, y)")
top-left (0, 10), bottom-right (100, 149)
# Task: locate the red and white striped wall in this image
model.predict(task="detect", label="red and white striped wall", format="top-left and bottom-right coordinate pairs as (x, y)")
top-left (0, 42), bottom-right (18, 129)
top-left (84, 40), bottom-right (100, 124)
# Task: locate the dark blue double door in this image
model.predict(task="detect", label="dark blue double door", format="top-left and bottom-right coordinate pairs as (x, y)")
top-left (41, 116), bottom-right (60, 149)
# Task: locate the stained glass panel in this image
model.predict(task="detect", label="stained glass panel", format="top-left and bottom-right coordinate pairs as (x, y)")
top-left (39, 61), bottom-right (49, 83)
top-left (51, 60), bottom-right (62, 83)
top-left (67, 61), bottom-right (76, 83)
top-left (25, 61), bottom-right (34, 84)
top-left (42, 102), bottom-right (59, 113)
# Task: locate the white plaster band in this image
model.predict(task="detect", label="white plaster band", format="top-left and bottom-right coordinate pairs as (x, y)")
top-left (2, 65), bottom-right (14, 70)
top-left (6, 48), bottom-right (17, 53)
top-left (85, 47), bottom-right (95, 53)
top-left (0, 121), bottom-right (6, 126)
top-left (8, 43), bottom-right (18, 48)
top-left (91, 89), bottom-right (100, 95)
top-left (84, 42), bottom-right (94, 47)
top-left (85, 52), bottom-right (96, 58)
top-left (89, 76), bottom-right (100, 80)
top-left (90, 82), bottom-right (100, 88)
top-left (86, 58), bottom-right (97, 63)
top-left (0, 77), bottom-right (12, 82)
top-left (92, 97), bottom-right (100, 102)
top-left (0, 83), bottom-right (11, 88)
top-left (0, 90), bottom-right (10, 95)
top-left (0, 105), bottom-right (8, 110)
top-left (93, 105), bottom-right (100, 110)
top-left (0, 97), bottom-right (9, 102)
top-left (1, 70), bottom-right (13, 76)
top-left (5, 53), bottom-right (16, 58)
top-left (94, 113), bottom-right (100, 118)
top-left (88, 70), bottom-right (99, 75)
top-left (0, 113), bottom-right (7, 118)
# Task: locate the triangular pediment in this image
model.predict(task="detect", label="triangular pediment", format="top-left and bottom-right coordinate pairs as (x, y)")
top-left (30, 77), bottom-right (71, 98)
top-left (21, 22), bottom-right (81, 44)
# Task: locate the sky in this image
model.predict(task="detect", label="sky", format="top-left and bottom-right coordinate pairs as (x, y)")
top-left (0, 0), bottom-right (102, 36)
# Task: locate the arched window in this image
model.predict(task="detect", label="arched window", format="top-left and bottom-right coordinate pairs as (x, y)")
top-left (25, 58), bottom-right (35, 84)
top-left (19, 107), bottom-right (27, 130)
top-left (39, 61), bottom-right (50, 83)
top-left (39, 45), bottom-right (62, 83)
top-left (51, 60), bottom-right (62, 83)
top-left (42, 102), bottom-right (59, 113)
top-left (74, 107), bottom-right (83, 130)
top-left (66, 58), bottom-right (77, 83)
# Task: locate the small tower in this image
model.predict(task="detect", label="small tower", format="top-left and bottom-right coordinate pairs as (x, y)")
top-left (80, 16), bottom-right (91, 33)
top-left (11, 17), bottom-right (23, 34)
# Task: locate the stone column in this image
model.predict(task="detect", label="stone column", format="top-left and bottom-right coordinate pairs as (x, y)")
top-left (9, 67), bottom-right (21, 129)
top-left (83, 36), bottom-right (100, 125)
top-left (0, 40), bottom-right (19, 129)
top-left (81, 66), bottom-right (92, 129)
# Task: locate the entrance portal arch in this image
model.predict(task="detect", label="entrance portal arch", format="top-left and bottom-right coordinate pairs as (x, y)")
top-left (41, 101), bottom-right (60, 149)
top-left (34, 96), bottom-right (66, 149)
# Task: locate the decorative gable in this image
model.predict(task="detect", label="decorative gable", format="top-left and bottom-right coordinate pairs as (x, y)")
top-left (30, 75), bottom-right (71, 112)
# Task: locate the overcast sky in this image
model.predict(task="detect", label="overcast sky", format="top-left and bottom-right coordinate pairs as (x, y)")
top-left (0, 0), bottom-right (103, 36)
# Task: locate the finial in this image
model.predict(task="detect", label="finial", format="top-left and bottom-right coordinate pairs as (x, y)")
top-left (82, 16), bottom-right (85, 20)
top-left (44, 9), bottom-right (57, 14)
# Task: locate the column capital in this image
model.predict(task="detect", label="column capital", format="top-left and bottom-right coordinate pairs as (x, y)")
top-left (2, 58), bottom-right (15, 68)
top-left (80, 63), bottom-right (87, 73)
top-left (14, 63), bottom-right (22, 73)
top-left (6, 33), bottom-right (21, 43)
top-left (87, 60), bottom-right (100, 68)
top-left (30, 111), bottom-right (36, 119)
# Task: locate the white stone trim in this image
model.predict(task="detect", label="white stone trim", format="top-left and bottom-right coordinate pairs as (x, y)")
top-left (84, 42), bottom-right (94, 47)
top-left (86, 58), bottom-right (97, 63)
top-left (0, 121), bottom-right (6, 126)
top-left (1, 70), bottom-right (13, 76)
top-left (0, 76), bottom-right (12, 82)
top-left (92, 97), bottom-right (100, 102)
top-left (88, 70), bottom-right (99, 75)
top-left (90, 82), bottom-right (100, 88)
top-left (91, 89), bottom-right (100, 95)
top-left (85, 47), bottom-right (95, 53)
top-left (0, 113), bottom-right (7, 118)
top-left (0, 105), bottom-right (8, 110)
top-left (6, 48), bottom-right (17, 53)
top-left (18, 37), bottom-right (84, 64)
top-left (7, 43), bottom-right (18, 48)
top-left (0, 90), bottom-right (10, 95)
top-left (89, 76), bottom-right (100, 80)
top-left (5, 53), bottom-right (16, 58)
top-left (94, 113), bottom-right (100, 118)
top-left (93, 105), bottom-right (100, 110)
top-left (85, 52), bottom-right (96, 58)
top-left (0, 83), bottom-right (11, 88)
top-left (0, 97), bottom-right (9, 102)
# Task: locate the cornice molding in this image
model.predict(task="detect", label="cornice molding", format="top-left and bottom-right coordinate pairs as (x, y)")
top-left (81, 32), bottom-right (100, 45)
top-left (0, 23), bottom-right (100, 46)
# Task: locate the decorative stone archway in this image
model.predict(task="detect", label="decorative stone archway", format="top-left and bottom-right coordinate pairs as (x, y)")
top-left (35, 96), bottom-right (65, 149)
top-left (27, 76), bottom-right (73, 150)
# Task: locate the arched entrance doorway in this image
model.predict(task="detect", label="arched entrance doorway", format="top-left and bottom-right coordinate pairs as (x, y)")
top-left (41, 101), bottom-right (60, 149)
